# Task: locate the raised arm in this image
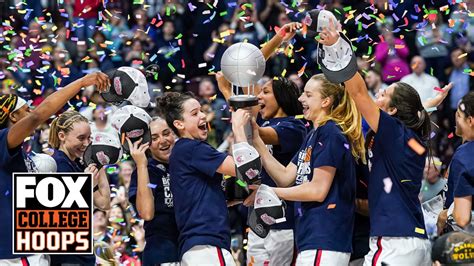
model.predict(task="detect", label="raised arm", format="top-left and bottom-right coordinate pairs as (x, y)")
top-left (93, 167), bottom-right (111, 210)
top-left (251, 118), bottom-right (297, 187)
top-left (127, 138), bottom-right (155, 221)
top-left (7, 72), bottom-right (110, 149)
top-left (423, 82), bottom-right (453, 111)
top-left (216, 22), bottom-right (301, 101)
top-left (344, 73), bottom-right (381, 132)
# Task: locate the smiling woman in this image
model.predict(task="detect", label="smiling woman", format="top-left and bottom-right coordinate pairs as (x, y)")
top-left (48, 109), bottom-right (111, 265)
top-left (155, 92), bottom-right (251, 266)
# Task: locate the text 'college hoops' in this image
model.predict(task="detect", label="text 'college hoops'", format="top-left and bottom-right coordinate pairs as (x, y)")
top-left (12, 173), bottom-right (93, 254)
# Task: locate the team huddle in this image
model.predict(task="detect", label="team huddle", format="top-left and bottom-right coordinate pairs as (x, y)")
top-left (1, 9), bottom-right (474, 266)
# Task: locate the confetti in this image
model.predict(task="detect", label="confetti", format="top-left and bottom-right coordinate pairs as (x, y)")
top-left (383, 177), bottom-right (392, 194)
top-left (147, 183), bottom-right (157, 189)
top-left (327, 204), bottom-right (336, 209)
top-left (415, 227), bottom-right (425, 235)
top-left (448, 132), bottom-right (454, 139)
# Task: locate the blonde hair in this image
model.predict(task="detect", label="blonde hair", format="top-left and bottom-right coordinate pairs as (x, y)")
top-left (310, 74), bottom-right (366, 164)
top-left (48, 110), bottom-right (89, 149)
top-left (94, 241), bottom-right (119, 266)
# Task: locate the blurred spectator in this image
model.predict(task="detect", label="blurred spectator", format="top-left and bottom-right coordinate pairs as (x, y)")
top-left (71, 0), bottom-right (101, 42)
top-left (375, 25), bottom-right (410, 83)
top-left (93, 209), bottom-right (110, 242)
top-left (449, 0), bottom-right (474, 51)
top-left (198, 78), bottom-right (230, 144)
top-left (420, 156), bottom-right (446, 203)
top-left (153, 20), bottom-right (183, 86)
top-left (415, 13), bottom-right (450, 83)
top-left (90, 104), bottom-right (115, 135)
top-left (204, 23), bottom-right (233, 71)
top-left (364, 68), bottom-right (388, 100)
top-left (288, 73), bottom-right (304, 90)
top-left (401, 56), bottom-right (440, 104)
top-left (118, 160), bottom-right (135, 192)
top-left (446, 48), bottom-right (474, 114)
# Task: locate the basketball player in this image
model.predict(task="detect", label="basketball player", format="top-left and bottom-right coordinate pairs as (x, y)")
top-left (0, 72), bottom-right (109, 265)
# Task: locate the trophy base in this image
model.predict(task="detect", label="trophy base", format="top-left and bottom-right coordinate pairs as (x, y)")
top-left (229, 95), bottom-right (258, 109)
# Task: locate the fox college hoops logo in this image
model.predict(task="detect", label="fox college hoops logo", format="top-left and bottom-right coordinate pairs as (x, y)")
top-left (12, 173), bottom-right (93, 254)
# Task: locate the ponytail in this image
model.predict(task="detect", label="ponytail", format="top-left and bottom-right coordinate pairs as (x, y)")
top-left (48, 116), bottom-right (61, 149)
top-left (390, 82), bottom-right (432, 141)
top-left (311, 74), bottom-right (366, 164)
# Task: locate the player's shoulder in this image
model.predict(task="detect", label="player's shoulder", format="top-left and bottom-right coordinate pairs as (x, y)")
top-left (318, 120), bottom-right (344, 138)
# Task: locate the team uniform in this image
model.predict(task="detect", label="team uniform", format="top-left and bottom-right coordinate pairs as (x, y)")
top-left (129, 158), bottom-right (180, 265)
top-left (247, 116), bottom-right (306, 266)
top-left (350, 163), bottom-right (370, 266)
top-left (452, 141), bottom-right (474, 206)
top-left (363, 111), bottom-right (431, 266)
top-left (291, 121), bottom-right (356, 266)
top-left (0, 128), bottom-right (49, 265)
top-left (169, 138), bottom-right (235, 266)
top-left (50, 149), bottom-right (96, 266)
top-left (445, 141), bottom-right (474, 210)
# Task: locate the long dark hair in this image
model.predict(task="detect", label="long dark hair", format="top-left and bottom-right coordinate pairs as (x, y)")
top-left (459, 91), bottom-right (474, 117)
top-left (390, 82), bottom-right (431, 141)
top-left (272, 77), bottom-right (303, 116)
top-left (155, 92), bottom-right (195, 137)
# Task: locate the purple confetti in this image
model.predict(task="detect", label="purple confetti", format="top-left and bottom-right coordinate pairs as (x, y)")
top-left (147, 183), bottom-right (157, 189)
top-left (344, 143), bottom-right (350, 150)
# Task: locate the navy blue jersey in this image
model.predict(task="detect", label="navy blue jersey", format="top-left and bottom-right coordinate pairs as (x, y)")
top-left (366, 111), bottom-right (427, 238)
top-left (50, 148), bottom-right (95, 265)
top-left (0, 128), bottom-right (31, 259)
top-left (259, 116), bottom-right (306, 230)
top-left (291, 121), bottom-right (356, 253)
top-left (451, 141), bottom-right (474, 204)
top-left (352, 162), bottom-right (370, 260)
top-left (169, 138), bottom-right (230, 258)
top-left (52, 149), bottom-right (84, 172)
top-left (129, 159), bottom-right (179, 263)
top-left (129, 159), bottom-right (178, 239)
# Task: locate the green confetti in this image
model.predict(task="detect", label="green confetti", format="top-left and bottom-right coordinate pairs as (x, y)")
top-left (24, 48), bottom-right (32, 57)
top-left (219, 11), bottom-right (228, 16)
top-left (367, 46), bottom-right (372, 55)
top-left (7, 52), bottom-right (17, 60)
top-left (358, 21), bottom-right (362, 31)
top-left (236, 179), bottom-right (247, 187)
top-left (168, 62), bottom-right (176, 73)
top-left (166, 6), bottom-right (170, 16)
top-left (334, 9), bottom-right (341, 15)
top-left (430, 67), bottom-right (434, 76)
top-left (175, 33), bottom-right (183, 39)
top-left (238, 11), bottom-right (245, 17)
top-left (343, 6), bottom-right (352, 12)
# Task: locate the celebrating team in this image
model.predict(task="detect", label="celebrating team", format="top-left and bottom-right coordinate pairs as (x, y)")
top-left (0, 14), bottom-right (473, 266)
